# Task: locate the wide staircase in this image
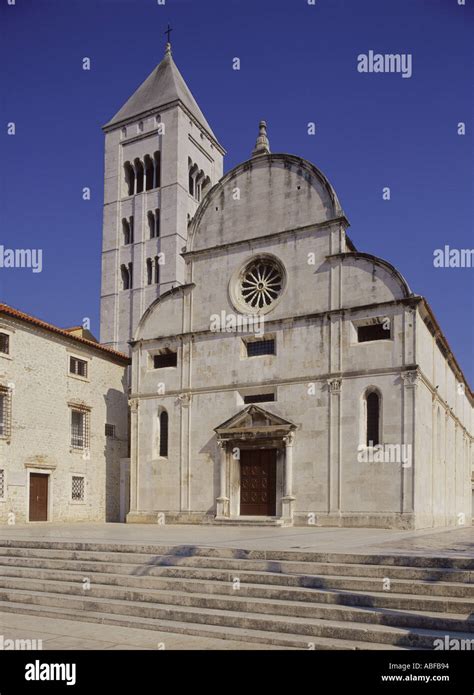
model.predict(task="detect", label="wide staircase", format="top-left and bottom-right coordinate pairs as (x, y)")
top-left (0, 540), bottom-right (472, 649)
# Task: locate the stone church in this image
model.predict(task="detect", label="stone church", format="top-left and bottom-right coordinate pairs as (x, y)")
top-left (100, 43), bottom-right (473, 529)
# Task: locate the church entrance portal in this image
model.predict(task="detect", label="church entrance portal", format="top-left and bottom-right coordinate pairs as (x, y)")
top-left (240, 449), bottom-right (277, 516)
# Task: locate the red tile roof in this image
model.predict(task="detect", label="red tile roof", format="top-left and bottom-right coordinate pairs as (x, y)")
top-left (0, 303), bottom-right (130, 364)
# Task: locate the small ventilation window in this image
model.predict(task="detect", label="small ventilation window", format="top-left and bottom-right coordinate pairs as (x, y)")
top-left (105, 424), bottom-right (116, 438)
top-left (357, 323), bottom-right (391, 343)
top-left (246, 339), bottom-right (275, 357)
top-left (153, 351), bottom-right (177, 369)
top-left (243, 393), bottom-right (275, 404)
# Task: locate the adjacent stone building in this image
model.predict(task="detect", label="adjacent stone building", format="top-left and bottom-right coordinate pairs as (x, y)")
top-left (0, 304), bottom-right (130, 523)
top-left (108, 46), bottom-right (473, 529)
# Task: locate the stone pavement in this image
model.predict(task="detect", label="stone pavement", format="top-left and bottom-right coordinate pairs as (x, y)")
top-left (0, 522), bottom-right (472, 557)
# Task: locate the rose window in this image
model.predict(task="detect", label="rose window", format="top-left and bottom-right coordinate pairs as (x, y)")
top-left (240, 259), bottom-right (283, 310)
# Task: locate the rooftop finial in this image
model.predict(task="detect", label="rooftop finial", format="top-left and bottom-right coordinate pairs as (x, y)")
top-left (164, 24), bottom-right (173, 55)
top-left (252, 120), bottom-right (270, 157)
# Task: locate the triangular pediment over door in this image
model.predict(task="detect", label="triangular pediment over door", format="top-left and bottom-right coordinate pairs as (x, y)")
top-left (215, 404), bottom-right (296, 439)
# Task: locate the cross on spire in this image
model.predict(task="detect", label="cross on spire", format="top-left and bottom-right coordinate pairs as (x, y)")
top-left (165, 24), bottom-right (173, 44)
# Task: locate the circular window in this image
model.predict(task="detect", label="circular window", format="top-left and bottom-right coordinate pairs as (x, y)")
top-left (230, 255), bottom-right (286, 315)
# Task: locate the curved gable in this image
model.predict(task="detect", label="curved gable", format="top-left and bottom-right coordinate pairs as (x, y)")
top-left (329, 252), bottom-right (412, 304)
top-left (187, 154), bottom-right (345, 253)
top-left (134, 284), bottom-right (194, 342)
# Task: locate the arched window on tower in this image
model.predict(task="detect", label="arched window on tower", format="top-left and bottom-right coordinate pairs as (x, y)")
top-left (195, 170), bottom-right (205, 202)
top-left (365, 390), bottom-right (381, 446)
top-left (202, 176), bottom-right (212, 198)
top-left (124, 162), bottom-right (135, 196)
top-left (155, 209), bottom-right (160, 237)
top-left (159, 410), bottom-right (168, 457)
top-left (144, 155), bottom-right (154, 191)
top-left (134, 158), bottom-right (144, 194)
top-left (122, 218), bottom-right (131, 245)
top-left (153, 152), bottom-right (161, 189)
top-left (147, 211), bottom-right (155, 239)
top-left (121, 264), bottom-right (130, 290)
top-left (188, 160), bottom-right (198, 197)
top-left (154, 256), bottom-right (160, 285)
top-left (146, 258), bottom-right (153, 285)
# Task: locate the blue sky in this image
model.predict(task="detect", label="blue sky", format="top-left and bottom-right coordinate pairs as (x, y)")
top-left (1, 0), bottom-right (472, 383)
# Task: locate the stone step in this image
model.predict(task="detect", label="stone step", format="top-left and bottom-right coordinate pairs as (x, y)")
top-left (0, 587), bottom-right (470, 648)
top-left (0, 574), bottom-right (470, 634)
top-left (0, 540), bottom-right (471, 569)
top-left (209, 517), bottom-right (288, 527)
top-left (0, 547), bottom-right (470, 583)
top-left (0, 563), bottom-right (471, 614)
top-left (0, 555), bottom-right (470, 599)
top-left (4, 563), bottom-right (474, 615)
top-left (0, 605), bottom-right (411, 651)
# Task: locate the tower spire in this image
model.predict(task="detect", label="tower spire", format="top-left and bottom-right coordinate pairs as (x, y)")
top-left (252, 120), bottom-right (270, 157)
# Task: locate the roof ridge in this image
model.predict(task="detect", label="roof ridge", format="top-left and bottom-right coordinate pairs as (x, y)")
top-left (0, 303), bottom-right (129, 363)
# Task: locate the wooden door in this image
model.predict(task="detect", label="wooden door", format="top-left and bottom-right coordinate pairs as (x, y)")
top-left (29, 473), bottom-right (48, 521)
top-left (240, 449), bottom-right (276, 516)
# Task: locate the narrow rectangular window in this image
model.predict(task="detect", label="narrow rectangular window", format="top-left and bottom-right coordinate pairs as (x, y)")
top-left (70, 408), bottom-right (90, 450)
top-left (0, 387), bottom-right (12, 439)
top-left (246, 339), bottom-right (275, 357)
top-left (153, 351), bottom-right (177, 369)
top-left (159, 411), bottom-right (168, 457)
top-left (357, 323), bottom-right (390, 343)
top-left (0, 469), bottom-right (4, 499)
top-left (0, 333), bottom-right (9, 355)
top-left (71, 476), bottom-right (85, 502)
top-left (69, 356), bottom-right (88, 378)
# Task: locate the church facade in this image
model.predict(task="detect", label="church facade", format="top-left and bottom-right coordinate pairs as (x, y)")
top-left (100, 44), bottom-right (473, 529)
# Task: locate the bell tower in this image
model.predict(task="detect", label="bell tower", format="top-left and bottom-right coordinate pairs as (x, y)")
top-left (100, 42), bottom-right (225, 353)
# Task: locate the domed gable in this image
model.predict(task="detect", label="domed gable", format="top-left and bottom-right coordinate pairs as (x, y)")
top-left (187, 154), bottom-right (345, 253)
